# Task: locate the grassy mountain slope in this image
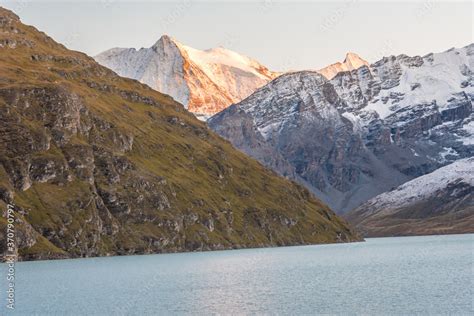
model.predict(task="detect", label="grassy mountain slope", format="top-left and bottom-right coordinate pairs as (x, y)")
top-left (0, 8), bottom-right (360, 260)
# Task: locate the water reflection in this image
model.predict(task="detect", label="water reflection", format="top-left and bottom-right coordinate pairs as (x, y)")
top-left (1, 234), bottom-right (472, 315)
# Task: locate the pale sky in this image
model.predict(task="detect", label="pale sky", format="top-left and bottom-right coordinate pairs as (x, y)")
top-left (1, 0), bottom-right (472, 71)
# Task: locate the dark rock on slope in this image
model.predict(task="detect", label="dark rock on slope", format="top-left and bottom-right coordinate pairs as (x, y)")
top-left (0, 8), bottom-right (361, 261)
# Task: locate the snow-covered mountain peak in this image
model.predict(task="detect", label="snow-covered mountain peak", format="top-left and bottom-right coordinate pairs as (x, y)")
top-left (318, 52), bottom-right (369, 79)
top-left (226, 70), bottom-right (345, 142)
top-left (154, 34), bottom-right (174, 43)
top-left (152, 34), bottom-right (179, 48)
top-left (344, 52), bottom-right (369, 69)
top-left (95, 36), bottom-right (279, 118)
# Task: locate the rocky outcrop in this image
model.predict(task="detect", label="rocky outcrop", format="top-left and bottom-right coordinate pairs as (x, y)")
top-left (0, 7), bottom-right (361, 261)
top-left (209, 104), bottom-right (296, 179)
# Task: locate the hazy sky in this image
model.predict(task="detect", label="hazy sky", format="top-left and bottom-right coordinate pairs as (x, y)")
top-left (1, 1), bottom-right (472, 71)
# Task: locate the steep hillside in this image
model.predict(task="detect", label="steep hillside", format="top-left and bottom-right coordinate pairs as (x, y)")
top-left (209, 45), bottom-right (473, 213)
top-left (0, 8), bottom-right (361, 261)
top-left (95, 36), bottom-right (279, 119)
top-left (346, 158), bottom-right (474, 237)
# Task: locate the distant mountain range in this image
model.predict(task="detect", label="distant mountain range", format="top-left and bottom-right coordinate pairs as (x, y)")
top-left (209, 44), bottom-right (474, 218)
top-left (97, 35), bottom-right (473, 236)
top-left (0, 7), bottom-right (361, 261)
top-left (95, 37), bottom-right (374, 119)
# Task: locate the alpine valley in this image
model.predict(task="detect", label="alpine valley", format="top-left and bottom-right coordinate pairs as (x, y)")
top-left (0, 8), bottom-right (361, 261)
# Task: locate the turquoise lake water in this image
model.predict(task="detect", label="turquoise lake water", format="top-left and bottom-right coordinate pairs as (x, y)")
top-left (1, 234), bottom-right (472, 315)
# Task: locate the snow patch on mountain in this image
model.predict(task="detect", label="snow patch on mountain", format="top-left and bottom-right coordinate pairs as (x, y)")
top-left (360, 45), bottom-right (473, 120)
top-left (439, 147), bottom-right (459, 162)
top-left (341, 111), bottom-right (363, 132)
top-left (359, 157), bottom-right (474, 212)
top-left (459, 121), bottom-right (474, 145)
top-left (180, 45), bottom-right (272, 80)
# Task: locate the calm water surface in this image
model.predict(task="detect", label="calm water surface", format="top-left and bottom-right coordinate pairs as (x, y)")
top-left (1, 234), bottom-right (472, 315)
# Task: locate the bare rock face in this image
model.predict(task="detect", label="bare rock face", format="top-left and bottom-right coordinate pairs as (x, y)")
top-left (209, 104), bottom-right (296, 179)
top-left (209, 44), bottom-right (474, 214)
top-left (0, 7), bottom-right (361, 261)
